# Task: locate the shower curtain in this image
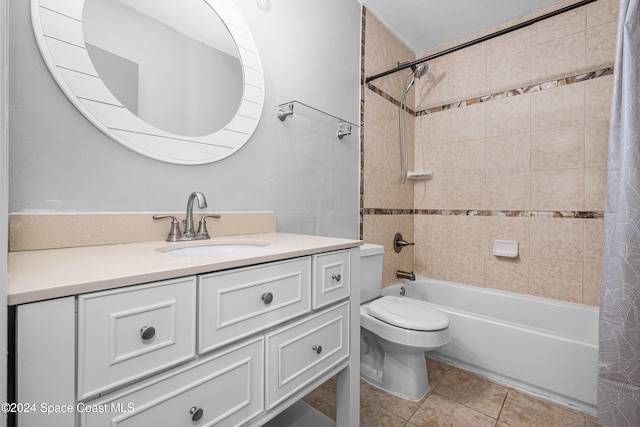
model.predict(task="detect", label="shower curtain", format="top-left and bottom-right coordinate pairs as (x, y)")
top-left (598, 0), bottom-right (640, 426)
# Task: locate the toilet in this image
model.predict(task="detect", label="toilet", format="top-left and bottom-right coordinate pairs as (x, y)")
top-left (359, 244), bottom-right (450, 401)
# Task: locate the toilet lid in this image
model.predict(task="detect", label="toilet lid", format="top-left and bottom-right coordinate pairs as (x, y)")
top-left (366, 296), bottom-right (449, 331)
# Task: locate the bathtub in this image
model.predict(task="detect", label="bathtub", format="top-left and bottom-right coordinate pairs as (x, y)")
top-left (380, 278), bottom-right (599, 416)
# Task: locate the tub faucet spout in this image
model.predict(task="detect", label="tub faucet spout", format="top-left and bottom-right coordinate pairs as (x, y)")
top-left (396, 270), bottom-right (415, 281)
top-left (183, 191), bottom-right (208, 239)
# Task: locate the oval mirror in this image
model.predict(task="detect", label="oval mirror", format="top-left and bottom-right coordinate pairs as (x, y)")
top-left (30, 0), bottom-right (265, 165)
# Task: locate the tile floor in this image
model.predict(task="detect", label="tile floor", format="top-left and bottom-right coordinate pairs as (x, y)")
top-left (303, 357), bottom-right (600, 427)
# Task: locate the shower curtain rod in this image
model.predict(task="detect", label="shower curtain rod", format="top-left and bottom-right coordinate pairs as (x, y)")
top-left (365, 0), bottom-right (598, 83)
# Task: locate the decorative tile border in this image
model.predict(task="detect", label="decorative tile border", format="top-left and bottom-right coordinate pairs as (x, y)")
top-left (362, 208), bottom-right (604, 219)
top-left (416, 67), bottom-right (614, 116)
top-left (365, 67), bottom-right (614, 119)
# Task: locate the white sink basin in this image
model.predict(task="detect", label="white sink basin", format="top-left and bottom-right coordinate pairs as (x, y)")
top-left (158, 241), bottom-right (270, 255)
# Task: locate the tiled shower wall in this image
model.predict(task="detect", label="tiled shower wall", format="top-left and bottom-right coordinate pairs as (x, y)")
top-left (361, 9), bottom-right (416, 286)
top-left (361, 0), bottom-right (619, 306)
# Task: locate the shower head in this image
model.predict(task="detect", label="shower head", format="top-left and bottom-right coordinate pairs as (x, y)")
top-left (404, 62), bottom-right (429, 94)
top-left (412, 63), bottom-right (428, 79)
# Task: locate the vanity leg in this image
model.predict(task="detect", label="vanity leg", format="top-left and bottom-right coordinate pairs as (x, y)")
top-left (336, 247), bottom-right (360, 427)
top-left (336, 365), bottom-right (360, 427)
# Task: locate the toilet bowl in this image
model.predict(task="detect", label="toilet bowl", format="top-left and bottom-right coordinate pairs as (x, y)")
top-left (359, 244), bottom-right (450, 401)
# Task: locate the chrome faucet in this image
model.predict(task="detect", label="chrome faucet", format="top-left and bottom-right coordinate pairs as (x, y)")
top-left (183, 191), bottom-right (208, 239)
top-left (153, 191), bottom-right (220, 242)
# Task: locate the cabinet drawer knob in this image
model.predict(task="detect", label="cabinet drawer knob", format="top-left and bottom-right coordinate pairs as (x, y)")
top-left (312, 345), bottom-right (323, 355)
top-left (331, 273), bottom-right (342, 282)
top-left (140, 326), bottom-right (156, 341)
top-left (261, 292), bottom-right (273, 305)
top-left (190, 406), bottom-right (204, 422)
top-left (189, 406), bottom-right (204, 422)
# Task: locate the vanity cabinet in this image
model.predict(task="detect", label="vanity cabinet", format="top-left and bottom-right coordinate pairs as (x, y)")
top-left (77, 277), bottom-right (197, 401)
top-left (81, 337), bottom-right (265, 427)
top-left (312, 250), bottom-right (350, 309)
top-left (14, 247), bottom-right (360, 427)
top-left (265, 301), bottom-right (349, 409)
top-left (198, 257), bottom-right (311, 354)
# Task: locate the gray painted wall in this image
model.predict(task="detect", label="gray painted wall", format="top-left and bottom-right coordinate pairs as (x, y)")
top-left (9, 0), bottom-right (361, 239)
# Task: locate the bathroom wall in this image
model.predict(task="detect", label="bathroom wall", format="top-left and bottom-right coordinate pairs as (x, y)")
top-left (362, 0), bottom-right (618, 306)
top-left (361, 10), bottom-right (417, 286)
top-left (0, 0), bottom-right (8, 422)
top-left (8, 0), bottom-right (361, 239)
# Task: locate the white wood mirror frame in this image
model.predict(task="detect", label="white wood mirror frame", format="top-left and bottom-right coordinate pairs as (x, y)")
top-left (31, 0), bottom-right (265, 165)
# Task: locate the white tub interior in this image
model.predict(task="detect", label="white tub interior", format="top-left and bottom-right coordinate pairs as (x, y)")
top-left (380, 278), bottom-right (599, 416)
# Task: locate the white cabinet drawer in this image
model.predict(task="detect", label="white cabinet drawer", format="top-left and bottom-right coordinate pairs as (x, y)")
top-left (198, 257), bottom-right (311, 354)
top-left (265, 301), bottom-right (349, 409)
top-left (81, 337), bottom-right (264, 427)
top-left (78, 277), bottom-right (196, 401)
top-left (312, 250), bottom-right (351, 309)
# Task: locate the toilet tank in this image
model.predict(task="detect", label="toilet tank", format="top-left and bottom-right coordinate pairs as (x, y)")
top-left (360, 244), bottom-right (384, 303)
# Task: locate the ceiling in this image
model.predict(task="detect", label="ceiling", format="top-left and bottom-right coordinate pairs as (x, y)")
top-left (358, 0), bottom-right (565, 54)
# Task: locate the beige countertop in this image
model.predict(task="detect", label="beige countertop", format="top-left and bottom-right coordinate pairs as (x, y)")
top-left (8, 232), bottom-right (362, 305)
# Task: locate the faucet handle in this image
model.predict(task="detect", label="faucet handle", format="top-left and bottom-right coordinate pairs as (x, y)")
top-left (153, 215), bottom-right (182, 242)
top-left (196, 214), bottom-right (221, 238)
top-left (393, 232), bottom-right (415, 253)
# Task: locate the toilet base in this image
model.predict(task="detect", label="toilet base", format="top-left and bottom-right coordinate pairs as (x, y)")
top-left (360, 328), bottom-right (430, 401)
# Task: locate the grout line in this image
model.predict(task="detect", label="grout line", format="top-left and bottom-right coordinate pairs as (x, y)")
top-left (496, 387), bottom-right (511, 424)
